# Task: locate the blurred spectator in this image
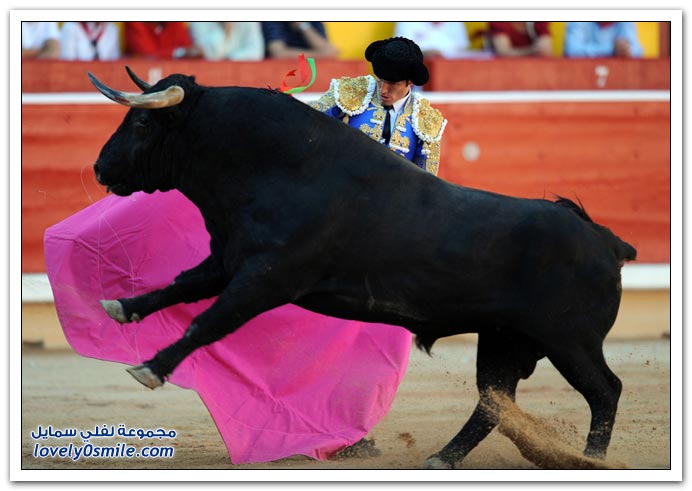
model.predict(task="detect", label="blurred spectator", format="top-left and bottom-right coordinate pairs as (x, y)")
top-left (488, 22), bottom-right (552, 57)
top-left (124, 22), bottom-right (202, 59)
top-left (22, 21), bottom-right (61, 59)
top-left (60, 22), bottom-right (121, 61)
top-left (262, 22), bottom-right (339, 59)
top-left (564, 22), bottom-right (644, 58)
top-left (188, 22), bottom-right (264, 61)
top-left (394, 22), bottom-right (472, 59)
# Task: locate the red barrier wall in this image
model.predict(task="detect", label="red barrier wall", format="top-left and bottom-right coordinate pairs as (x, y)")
top-left (22, 58), bottom-right (670, 93)
top-left (22, 59), bottom-right (370, 93)
top-left (21, 98), bottom-right (670, 272)
top-left (437, 101), bottom-right (670, 264)
top-left (427, 58), bottom-right (670, 91)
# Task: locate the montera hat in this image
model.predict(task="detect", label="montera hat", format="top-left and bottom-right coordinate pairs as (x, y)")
top-left (364, 37), bottom-right (429, 86)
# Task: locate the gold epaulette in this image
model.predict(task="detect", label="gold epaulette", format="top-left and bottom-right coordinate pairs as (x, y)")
top-left (411, 94), bottom-right (447, 143)
top-left (333, 75), bottom-right (376, 116)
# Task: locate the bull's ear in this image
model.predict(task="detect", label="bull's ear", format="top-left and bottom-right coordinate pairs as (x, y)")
top-left (152, 104), bottom-right (186, 128)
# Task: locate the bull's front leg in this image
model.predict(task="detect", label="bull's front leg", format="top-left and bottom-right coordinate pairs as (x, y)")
top-left (126, 258), bottom-right (301, 389)
top-left (101, 255), bottom-right (227, 323)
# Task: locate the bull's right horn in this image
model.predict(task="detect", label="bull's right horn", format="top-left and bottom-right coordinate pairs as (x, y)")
top-left (88, 71), bottom-right (184, 109)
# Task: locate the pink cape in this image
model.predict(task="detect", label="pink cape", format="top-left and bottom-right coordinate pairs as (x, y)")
top-left (43, 190), bottom-right (412, 464)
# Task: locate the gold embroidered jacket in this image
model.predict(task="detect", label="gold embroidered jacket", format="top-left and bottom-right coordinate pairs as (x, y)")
top-left (310, 75), bottom-right (447, 175)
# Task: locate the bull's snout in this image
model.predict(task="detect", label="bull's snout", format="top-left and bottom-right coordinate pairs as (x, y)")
top-left (93, 161), bottom-right (115, 193)
top-left (92, 160), bottom-right (132, 195)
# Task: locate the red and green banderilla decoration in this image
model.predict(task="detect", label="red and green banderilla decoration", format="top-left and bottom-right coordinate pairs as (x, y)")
top-left (279, 54), bottom-right (317, 95)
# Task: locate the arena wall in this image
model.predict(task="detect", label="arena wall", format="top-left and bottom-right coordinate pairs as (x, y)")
top-left (20, 57), bottom-right (672, 346)
top-left (21, 58), bottom-right (671, 272)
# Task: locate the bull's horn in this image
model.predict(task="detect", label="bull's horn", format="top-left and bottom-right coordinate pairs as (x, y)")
top-left (125, 65), bottom-right (151, 91)
top-left (87, 71), bottom-right (184, 109)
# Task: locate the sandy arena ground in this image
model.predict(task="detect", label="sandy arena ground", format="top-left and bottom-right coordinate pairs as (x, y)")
top-left (19, 290), bottom-right (671, 472)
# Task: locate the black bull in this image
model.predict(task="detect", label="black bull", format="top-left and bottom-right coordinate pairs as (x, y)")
top-left (89, 68), bottom-right (636, 469)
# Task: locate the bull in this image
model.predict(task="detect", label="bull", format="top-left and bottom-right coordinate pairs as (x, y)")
top-left (88, 67), bottom-right (636, 469)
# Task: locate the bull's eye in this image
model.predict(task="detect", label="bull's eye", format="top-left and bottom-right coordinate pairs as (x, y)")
top-left (133, 116), bottom-right (149, 135)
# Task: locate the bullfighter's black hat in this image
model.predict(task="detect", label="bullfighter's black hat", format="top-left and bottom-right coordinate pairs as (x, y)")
top-left (364, 37), bottom-right (429, 86)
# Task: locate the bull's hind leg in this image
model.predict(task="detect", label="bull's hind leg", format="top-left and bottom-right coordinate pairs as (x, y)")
top-left (426, 329), bottom-right (542, 469)
top-left (101, 255), bottom-right (227, 323)
top-left (545, 339), bottom-right (622, 459)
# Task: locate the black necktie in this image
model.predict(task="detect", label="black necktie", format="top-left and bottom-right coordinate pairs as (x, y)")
top-left (382, 105), bottom-right (393, 144)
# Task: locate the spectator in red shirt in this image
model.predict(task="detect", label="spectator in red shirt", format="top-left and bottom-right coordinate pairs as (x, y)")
top-left (488, 22), bottom-right (553, 57)
top-left (124, 22), bottom-right (203, 59)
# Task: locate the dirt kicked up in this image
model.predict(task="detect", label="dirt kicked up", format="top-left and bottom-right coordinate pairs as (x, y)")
top-left (490, 390), bottom-right (624, 469)
top-left (20, 336), bottom-right (670, 472)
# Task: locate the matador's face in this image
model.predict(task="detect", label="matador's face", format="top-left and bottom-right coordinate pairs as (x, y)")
top-left (376, 78), bottom-right (412, 106)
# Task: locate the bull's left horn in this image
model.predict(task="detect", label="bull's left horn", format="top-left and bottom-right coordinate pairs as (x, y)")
top-left (125, 65), bottom-right (151, 91)
top-left (87, 71), bottom-right (184, 109)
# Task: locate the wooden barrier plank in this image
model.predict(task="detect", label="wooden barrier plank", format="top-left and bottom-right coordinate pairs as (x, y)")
top-left (427, 58), bottom-right (671, 91)
top-left (21, 59), bottom-right (370, 93)
top-left (436, 101), bottom-right (670, 263)
top-left (22, 58), bottom-right (671, 93)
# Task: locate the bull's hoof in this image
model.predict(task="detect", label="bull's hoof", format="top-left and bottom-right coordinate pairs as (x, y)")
top-left (126, 364), bottom-right (164, 390)
top-left (425, 456), bottom-right (455, 469)
top-left (100, 299), bottom-right (141, 323)
top-left (584, 448), bottom-right (607, 460)
top-left (100, 300), bottom-right (128, 323)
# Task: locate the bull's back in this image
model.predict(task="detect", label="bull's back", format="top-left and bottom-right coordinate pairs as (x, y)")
top-left (262, 97), bottom-right (627, 330)
top-left (326, 168), bottom-right (625, 328)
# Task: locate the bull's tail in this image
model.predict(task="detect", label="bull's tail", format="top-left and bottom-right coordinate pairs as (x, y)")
top-left (553, 195), bottom-right (637, 266)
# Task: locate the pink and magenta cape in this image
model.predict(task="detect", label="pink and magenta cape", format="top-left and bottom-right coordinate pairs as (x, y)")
top-left (44, 190), bottom-right (412, 464)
